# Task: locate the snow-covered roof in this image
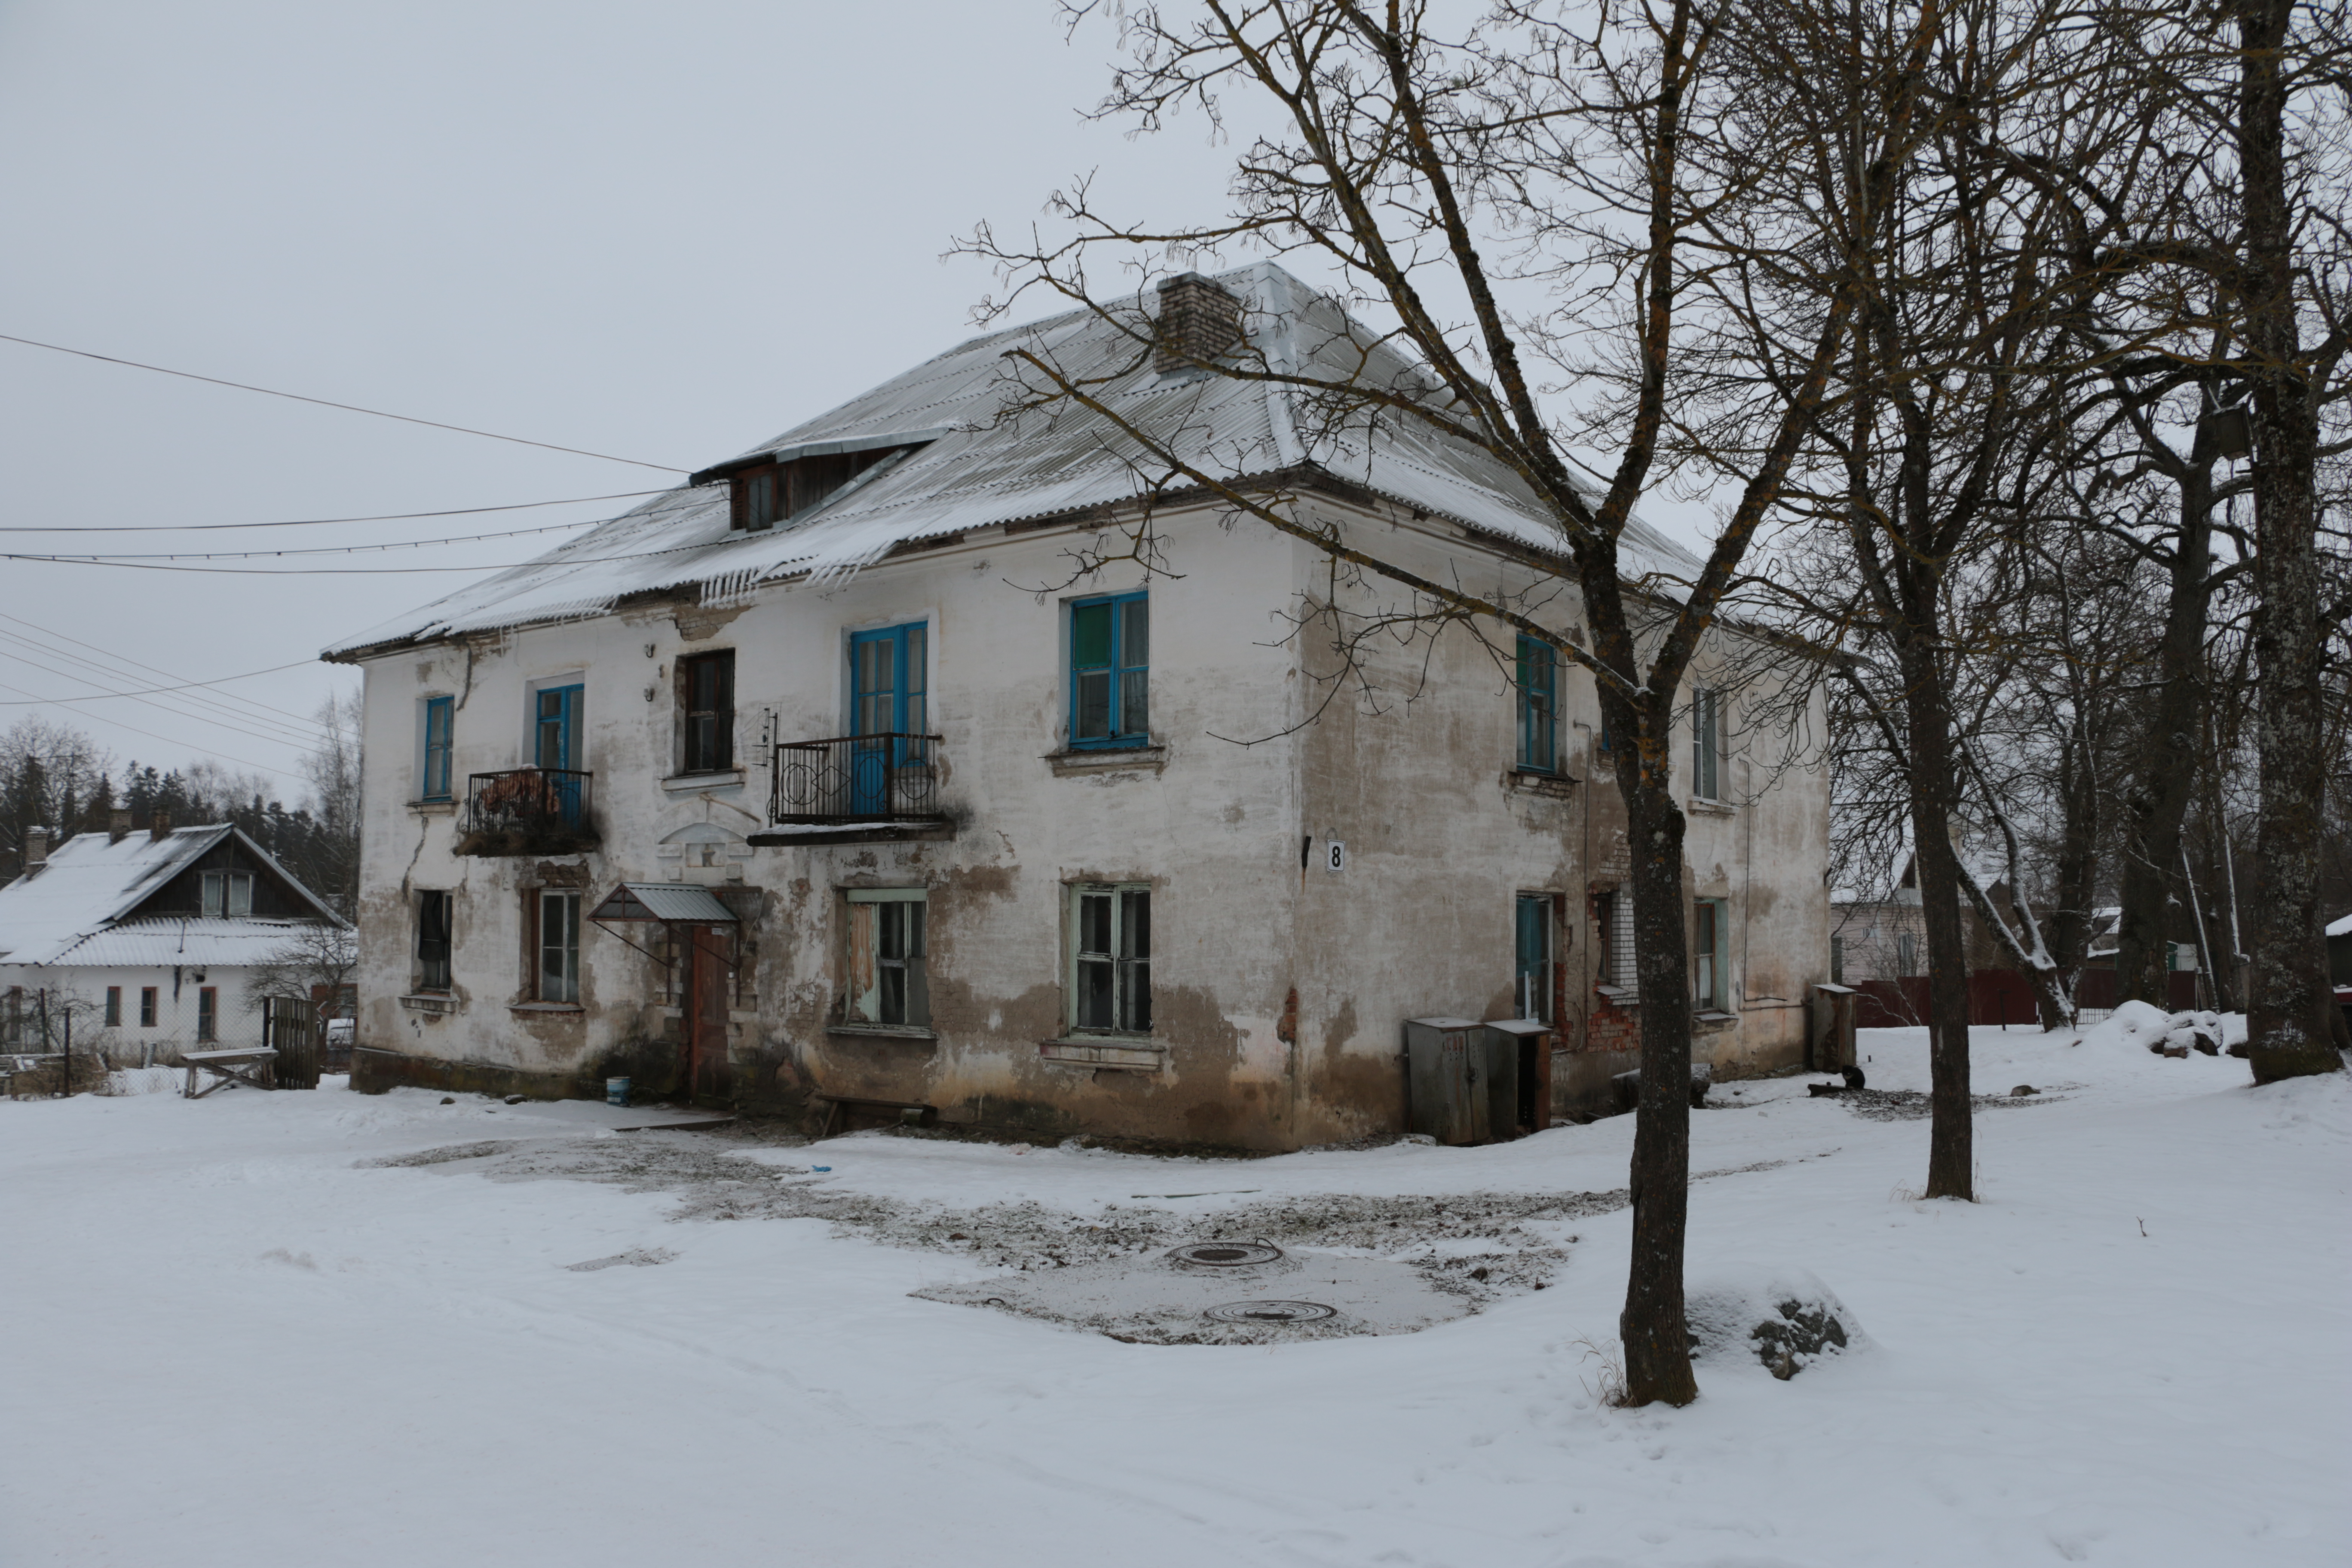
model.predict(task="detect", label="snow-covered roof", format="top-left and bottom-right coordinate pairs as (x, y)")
top-left (0, 825), bottom-right (342, 967)
top-left (2328, 911), bottom-right (2352, 938)
top-left (326, 262), bottom-right (1703, 657)
top-left (46, 918), bottom-right (327, 969)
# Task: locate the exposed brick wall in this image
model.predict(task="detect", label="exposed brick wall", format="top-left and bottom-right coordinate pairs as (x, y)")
top-left (1153, 274), bottom-right (1243, 372)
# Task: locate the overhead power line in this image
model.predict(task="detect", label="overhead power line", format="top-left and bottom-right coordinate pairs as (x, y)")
top-left (0, 607), bottom-right (347, 738)
top-left (0, 657), bottom-right (322, 706)
top-left (0, 332), bottom-right (690, 473)
top-left (0, 488), bottom-right (669, 533)
top-left (0, 675), bottom-right (306, 783)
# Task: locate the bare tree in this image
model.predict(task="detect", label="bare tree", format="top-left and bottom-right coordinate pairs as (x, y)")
top-left (962, 0), bottom-right (1915, 1403)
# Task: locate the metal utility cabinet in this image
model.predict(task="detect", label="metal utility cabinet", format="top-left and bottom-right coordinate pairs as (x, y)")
top-left (1483, 1018), bottom-right (1553, 1139)
top-left (1810, 984), bottom-right (1859, 1072)
top-left (1405, 1017), bottom-right (1488, 1145)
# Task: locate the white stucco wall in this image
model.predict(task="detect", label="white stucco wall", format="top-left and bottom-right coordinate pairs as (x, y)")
top-left (349, 500), bottom-right (1829, 1146)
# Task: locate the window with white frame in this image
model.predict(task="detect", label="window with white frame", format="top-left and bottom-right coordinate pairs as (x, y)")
top-left (1596, 888), bottom-right (1638, 990)
top-left (845, 888), bottom-right (928, 1027)
top-left (1069, 883), bottom-right (1151, 1033)
top-left (201, 870), bottom-right (254, 919)
top-left (1691, 688), bottom-right (1723, 800)
top-left (537, 890), bottom-right (581, 1004)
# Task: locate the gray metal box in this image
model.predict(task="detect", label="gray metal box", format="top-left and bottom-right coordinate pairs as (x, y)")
top-left (1405, 1017), bottom-right (1488, 1145)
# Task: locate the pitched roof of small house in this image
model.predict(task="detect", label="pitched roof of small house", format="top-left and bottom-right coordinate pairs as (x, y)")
top-left (325, 262), bottom-right (1703, 658)
top-left (0, 824), bottom-right (344, 967)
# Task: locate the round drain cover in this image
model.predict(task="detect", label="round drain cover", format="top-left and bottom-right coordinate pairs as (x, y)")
top-left (1168, 1242), bottom-right (1283, 1268)
top-left (1205, 1299), bottom-right (1338, 1324)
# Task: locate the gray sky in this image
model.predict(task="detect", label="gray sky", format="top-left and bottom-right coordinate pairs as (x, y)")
top-left (0, 0), bottom-right (1244, 790)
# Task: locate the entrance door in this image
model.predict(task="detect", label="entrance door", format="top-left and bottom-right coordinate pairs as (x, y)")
top-left (682, 924), bottom-right (731, 1099)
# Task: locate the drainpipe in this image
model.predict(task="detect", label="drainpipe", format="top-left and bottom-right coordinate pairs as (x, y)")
top-left (1571, 720), bottom-right (1596, 1057)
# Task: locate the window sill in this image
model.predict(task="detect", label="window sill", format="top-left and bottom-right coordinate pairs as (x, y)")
top-left (1694, 1009), bottom-right (1740, 1029)
top-left (1506, 768), bottom-right (1577, 798)
top-left (410, 799), bottom-right (456, 816)
top-left (663, 769), bottom-right (745, 795)
top-left (1039, 1036), bottom-right (1167, 1072)
top-left (398, 993), bottom-right (460, 1016)
top-left (825, 1023), bottom-right (938, 1044)
top-left (1594, 985), bottom-right (1638, 1007)
top-left (509, 1002), bottom-right (584, 1016)
top-left (1047, 745), bottom-right (1166, 777)
top-left (1688, 798), bottom-right (1736, 817)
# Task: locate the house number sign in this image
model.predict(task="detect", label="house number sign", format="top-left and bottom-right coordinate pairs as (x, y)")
top-left (1325, 840), bottom-right (1346, 873)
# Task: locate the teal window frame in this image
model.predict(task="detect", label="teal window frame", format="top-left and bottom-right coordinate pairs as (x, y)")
top-left (533, 684), bottom-right (582, 772)
top-left (1069, 593), bottom-right (1148, 750)
top-left (1695, 897), bottom-right (1729, 1010)
top-left (1514, 893), bottom-right (1555, 1022)
top-left (1516, 637), bottom-right (1559, 773)
top-left (422, 695), bottom-right (454, 801)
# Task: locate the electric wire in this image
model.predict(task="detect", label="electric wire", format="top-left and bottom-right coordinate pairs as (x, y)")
top-left (0, 637), bottom-right (326, 752)
top-left (0, 674), bottom-right (306, 783)
top-left (0, 657), bottom-right (320, 706)
top-left (0, 489), bottom-right (670, 533)
top-left (0, 332), bottom-right (689, 473)
top-left (0, 608), bottom-right (349, 738)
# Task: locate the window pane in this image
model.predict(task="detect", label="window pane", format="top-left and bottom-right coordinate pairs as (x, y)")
top-left (904, 627), bottom-right (926, 701)
top-left (1120, 889), bottom-right (1150, 960)
top-left (1078, 956), bottom-right (1114, 1029)
top-left (1119, 669), bottom-right (1148, 738)
top-left (1072, 601), bottom-right (1112, 668)
top-left (202, 873), bottom-right (223, 918)
top-left (228, 874), bottom-right (253, 919)
top-left (1076, 671), bottom-right (1111, 740)
top-left (1120, 598), bottom-right (1148, 669)
top-left (1121, 960), bottom-right (1152, 1032)
top-left (1079, 892), bottom-right (1112, 958)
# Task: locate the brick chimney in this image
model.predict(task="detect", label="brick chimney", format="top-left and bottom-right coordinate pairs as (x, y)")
top-left (150, 810), bottom-right (171, 844)
top-left (110, 808), bottom-right (132, 845)
top-left (24, 826), bottom-right (49, 870)
top-left (1153, 273), bottom-right (1243, 373)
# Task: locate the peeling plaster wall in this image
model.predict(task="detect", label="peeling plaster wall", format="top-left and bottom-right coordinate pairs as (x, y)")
top-left (350, 500), bottom-right (1828, 1146)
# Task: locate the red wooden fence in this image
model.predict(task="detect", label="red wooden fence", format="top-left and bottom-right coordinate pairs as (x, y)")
top-left (1853, 969), bottom-right (2201, 1029)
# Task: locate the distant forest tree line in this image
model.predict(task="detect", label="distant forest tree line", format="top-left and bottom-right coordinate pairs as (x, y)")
top-left (0, 698), bottom-right (360, 921)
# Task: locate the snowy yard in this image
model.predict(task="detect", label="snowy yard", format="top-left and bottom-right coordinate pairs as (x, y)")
top-left (3, 1020), bottom-right (2344, 1568)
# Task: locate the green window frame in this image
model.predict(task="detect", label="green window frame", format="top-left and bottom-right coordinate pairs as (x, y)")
top-left (1516, 637), bottom-right (1559, 772)
top-left (1070, 593), bottom-right (1148, 749)
top-left (537, 890), bottom-right (581, 1004)
top-left (1070, 883), bottom-right (1152, 1034)
top-left (1695, 897), bottom-right (1729, 1010)
top-left (845, 888), bottom-right (928, 1028)
top-left (104, 986), bottom-right (122, 1027)
top-left (1692, 688), bottom-right (1722, 800)
top-left (422, 695), bottom-right (454, 801)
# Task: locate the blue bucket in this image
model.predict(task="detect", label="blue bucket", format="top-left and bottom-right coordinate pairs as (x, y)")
top-left (605, 1076), bottom-right (630, 1107)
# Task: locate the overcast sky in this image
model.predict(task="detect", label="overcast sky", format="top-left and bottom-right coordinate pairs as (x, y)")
top-left (0, 1), bottom-right (1720, 801)
top-left (0, 0), bottom-right (1261, 791)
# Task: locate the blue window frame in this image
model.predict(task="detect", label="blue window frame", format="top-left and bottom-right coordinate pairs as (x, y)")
top-left (1070, 593), bottom-right (1148, 749)
top-left (1516, 636), bottom-right (1558, 772)
top-left (533, 684), bottom-right (582, 771)
top-left (1515, 894), bottom-right (1554, 1022)
top-left (850, 624), bottom-right (929, 816)
top-left (421, 695), bottom-right (454, 801)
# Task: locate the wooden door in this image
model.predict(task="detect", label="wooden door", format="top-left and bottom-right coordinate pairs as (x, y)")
top-left (683, 924), bottom-right (731, 1099)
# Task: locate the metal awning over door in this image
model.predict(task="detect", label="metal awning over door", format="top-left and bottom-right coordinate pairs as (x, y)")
top-left (590, 882), bottom-right (740, 924)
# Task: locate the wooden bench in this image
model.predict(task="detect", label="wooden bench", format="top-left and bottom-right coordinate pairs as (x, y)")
top-left (181, 1047), bottom-right (279, 1099)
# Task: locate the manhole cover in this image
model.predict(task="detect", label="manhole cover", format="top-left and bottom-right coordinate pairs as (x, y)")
top-left (1205, 1300), bottom-right (1338, 1324)
top-left (1168, 1242), bottom-right (1283, 1268)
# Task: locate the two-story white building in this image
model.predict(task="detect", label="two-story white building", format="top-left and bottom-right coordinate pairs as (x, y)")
top-left (328, 264), bottom-right (1831, 1149)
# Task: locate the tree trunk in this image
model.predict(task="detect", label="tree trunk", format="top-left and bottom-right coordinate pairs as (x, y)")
top-left (1615, 735), bottom-right (1700, 1407)
top-left (2114, 462), bottom-right (2215, 1008)
top-left (2234, 0), bottom-right (2344, 1081)
top-left (1898, 635), bottom-right (1976, 1200)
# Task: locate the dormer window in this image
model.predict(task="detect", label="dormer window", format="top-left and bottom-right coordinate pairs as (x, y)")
top-left (720, 445), bottom-right (919, 532)
top-left (691, 436), bottom-right (937, 532)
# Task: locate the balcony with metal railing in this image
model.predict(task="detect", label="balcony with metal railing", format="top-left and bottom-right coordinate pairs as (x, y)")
top-left (456, 768), bottom-right (598, 856)
top-left (756, 734), bottom-right (949, 844)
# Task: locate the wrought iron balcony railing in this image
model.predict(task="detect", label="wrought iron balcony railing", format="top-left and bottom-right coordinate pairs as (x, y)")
top-left (457, 767), bottom-right (598, 855)
top-left (770, 735), bottom-right (943, 824)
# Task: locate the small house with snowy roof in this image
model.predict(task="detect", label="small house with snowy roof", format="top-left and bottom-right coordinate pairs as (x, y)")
top-left (326, 265), bottom-right (1831, 1146)
top-left (0, 812), bottom-right (349, 1063)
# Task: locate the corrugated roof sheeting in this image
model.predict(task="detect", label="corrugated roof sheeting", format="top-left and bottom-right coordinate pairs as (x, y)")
top-left (327, 263), bottom-right (1703, 656)
top-left (45, 919), bottom-right (321, 969)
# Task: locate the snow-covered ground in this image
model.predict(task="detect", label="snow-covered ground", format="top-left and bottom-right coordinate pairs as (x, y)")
top-left (3, 1016), bottom-right (2344, 1567)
